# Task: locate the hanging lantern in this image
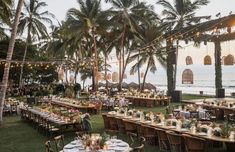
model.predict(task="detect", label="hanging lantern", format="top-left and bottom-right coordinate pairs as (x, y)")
top-left (58, 67), bottom-right (64, 81)
top-left (182, 69), bottom-right (193, 84)
top-left (141, 72), bottom-right (144, 78)
top-left (224, 54), bottom-right (234, 65)
top-left (112, 72), bottom-right (118, 82)
top-left (97, 72), bottom-right (102, 81)
top-left (204, 55), bottom-right (212, 65)
top-left (123, 73), bottom-right (127, 79)
top-left (227, 26), bottom-right (231, 33)
top-left (106, 73), bottom-right (111, 80)
top-left (185, 56), bottom-right (193, 65)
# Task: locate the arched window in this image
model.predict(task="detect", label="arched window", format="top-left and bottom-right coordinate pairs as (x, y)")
top-left (182, 69), bottom-right (193, 84)
top-left (221, 56), bottom-right (226, 65)
top-left (204, 55), bottom-right (212, 65)
top-left (112, 72), bottom-right (118, 82)
top-left (186, 56), bottom-right (193, 65)
top-left (224, 54), bottom-right (234, 65)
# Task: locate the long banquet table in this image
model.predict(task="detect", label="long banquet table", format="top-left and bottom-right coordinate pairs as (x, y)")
top-left (103, 113), bottom-right (235, 151)
top-left (63, 139), bottom-right (131, 152)
top-left (20, 107), bottom-right (81, 133)
top-left (125, 96), bottom-right (171, 107)
top-left (195, 102), bottom-right (235, 120)
top-left (51, 99), bottom-right (98, 114)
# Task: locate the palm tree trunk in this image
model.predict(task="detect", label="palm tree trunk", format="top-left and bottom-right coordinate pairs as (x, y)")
top-left (104, 51), bottom-right (108, 90)
top-left (83, 80), bottom-right (86, 90)
top-left (74, 68), bottom-right (78, 83)
top-left (19, 15), bottom-right (32, 88)
top-left (92, 32), bottom-right (98, 92)
top-left (19, 40), bottom-right (28, 87)
top-left (65, 69), bottom-right (69, 84)
top-left (173, 40), bottom-right (179, 89)
top-left (214, 39), bottom-right (222, 96)
top-left (166, 40), bottom-right (174, 96)
top-left (118, 25), bottom-right (126, 91)
top-left (92, 70), bottom-right (95, 90)
top-left (141, 59), bottom-right (150, 92)
top-left (138, 50), bottom-right (141, 90)
top-left (120, 51), bottom-right (130, 84)
top-left (0, 0), bottom-right (24, 123)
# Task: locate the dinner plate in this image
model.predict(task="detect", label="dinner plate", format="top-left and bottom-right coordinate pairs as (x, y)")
top-left (198, 132), bottom-right (207, 136)
top-left (143, 121), bottom-right (151, 124)
top-left (116, 143), bottom-right (128, 147)
top-left (64, 144), bottom-right (78, 149)
top-left (167, 126), bottom-right (176, 129)
top-left (180, 128), bottom-right (189, 132)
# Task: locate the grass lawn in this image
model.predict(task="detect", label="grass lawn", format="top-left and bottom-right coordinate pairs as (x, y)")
top-left (182, 94), bottom-right (214, 100)
top-left (0, 96), bottom-right (217, 152)
top-left (0, 105), bottom-right (174, 152)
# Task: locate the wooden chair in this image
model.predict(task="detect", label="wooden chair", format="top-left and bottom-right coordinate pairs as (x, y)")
top-left (141, 125), bottom-right (156, 145)
top-left (123, 120), bottom-right (136, 133)
top-left (10, 105), bottom-right (17, 115)
top-left (45, 140), bottom-right (54, 152)
top-left (107, 116), bottom-right (118, 130)
top-left (190, 111), bottom-right (199, 119)
top-left (45, 119), bottom-right (60, 137)
top-left (54, 135), bottom-right (65, 152)
top-left (131, 144), bottom-right (144, 152)
top-left (155, 128), bottom-right (170, 151)
top-left (127, 132), bottom-right (138, 146)
top-left (214, 109), bottom-right (224, 120)
top-left (166, 131), bottom-right (183, 152)
top-left (182, 134), bottom-right (207, 152)
top-left (95, 102), bottom-right (102, 114)
top-left (75, 131), bottom-right (87, 139)
top-left (116, 117), bottom-right (125, 133)
top-left (102, 114), bottom-right (110, 130)
top-left (105, 129), bottom-right (120, 138)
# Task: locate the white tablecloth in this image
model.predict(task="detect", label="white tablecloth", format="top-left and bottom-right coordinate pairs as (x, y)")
top-left (63, 139), bottom-right (131, 152)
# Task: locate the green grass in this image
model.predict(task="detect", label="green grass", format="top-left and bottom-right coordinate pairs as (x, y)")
top-left (0, 94), bottom-right (215, 152)
top-left (0, 93), bottom-right (213, 152)
top-left (182, 94), bottom-right (214, 100)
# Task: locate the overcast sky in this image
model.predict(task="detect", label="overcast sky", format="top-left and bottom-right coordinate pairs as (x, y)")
top-left (45, 0), bottom-right (235, 22)
top-left (43, 0), bottom-right (235, 65)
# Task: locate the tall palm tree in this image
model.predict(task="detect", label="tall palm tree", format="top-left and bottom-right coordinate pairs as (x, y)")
top-left (0, 0), bottom-right (24, 123)
top-left (66, 0), bottom-right (110, 91)
top-left (129, 24), bottom-right (166, 91)
top-left (18, 0), bottom-right (54, 87)
top-left (106, 0), bottom-right (156, 90)
top-left (157, 0), bottom-right (210, 96)
top-left (0, 0), bottom-right (13, 39)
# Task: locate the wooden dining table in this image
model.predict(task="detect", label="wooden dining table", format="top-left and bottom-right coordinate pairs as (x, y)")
top-left (125, 96), bottom-right (170, 107)
top-left (21, 107), bottom-right (81, 133)
top-left (51, 100), bottom-right (98, 114)
top-left (104, 113), bottom-right (235, 151)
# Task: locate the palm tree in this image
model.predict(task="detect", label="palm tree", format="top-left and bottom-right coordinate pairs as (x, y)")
top-left (106, 0), bottom-right (157, 90)
top-left (0, 0), bottom-right (13, 39)
top-left (129, 24), bottom-right (166, 91)
top-left (18, 0), bottom-right (54, 87)
top-left (0, 0), bottom-right (24, 123)
top-left (66, 0), bottom-right (110, 91)
top-left (157, 0), bottom-right (210, 95)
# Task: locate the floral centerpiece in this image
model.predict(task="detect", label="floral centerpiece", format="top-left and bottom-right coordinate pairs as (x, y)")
top-left (220, 121), bottom-right (231, 138)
